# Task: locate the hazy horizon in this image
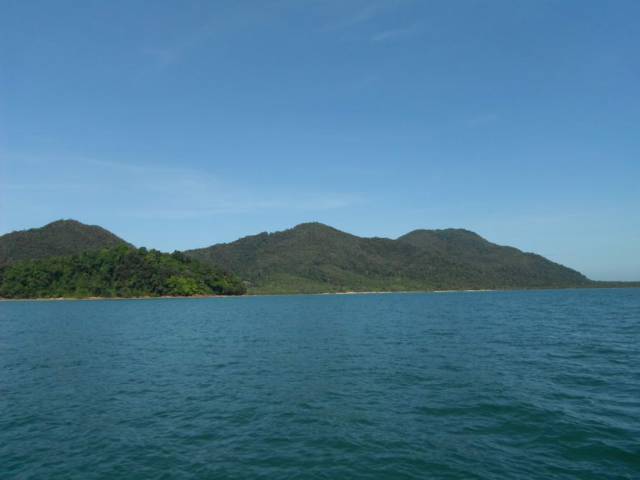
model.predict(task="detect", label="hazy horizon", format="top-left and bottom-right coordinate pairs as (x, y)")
top-left (2, 1), bottom-right (639, 281)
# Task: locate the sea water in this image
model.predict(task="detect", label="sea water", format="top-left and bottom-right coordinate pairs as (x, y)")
top-left (1, 289), bottom-right (639, 479)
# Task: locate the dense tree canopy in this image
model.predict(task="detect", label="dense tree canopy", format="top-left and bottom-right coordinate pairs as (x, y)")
top-left (0, 246), bottom-right (245, 298)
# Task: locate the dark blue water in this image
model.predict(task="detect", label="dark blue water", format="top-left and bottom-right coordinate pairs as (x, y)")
top-left (1, 289), bottom-right (639, 479)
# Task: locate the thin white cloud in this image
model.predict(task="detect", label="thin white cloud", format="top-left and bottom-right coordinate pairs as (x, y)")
top-left (138, 16), bottom-right (223, 68)
top-left (467, 113), bottom-right (499, 127)
top-left (123, 192), bottom-right (363, 220)
top-left (140, 47), bottom-right (183, 68)
top-left (371, 25), bottom-right (420, 42)
top-left (138, 4), bottom-right (284, 68)
top-left (7, 155), bottom-right (364, 219)
top-left (322, 3), bottom-right (386, 31)
top-left (4, 183), bottom-right (87, 191)
top-left (88, 158), bottom-right (202, 178)
top-left (139, 1), bottom-right (417, 68)
top-left (320, 0), bottom-right (413, 32)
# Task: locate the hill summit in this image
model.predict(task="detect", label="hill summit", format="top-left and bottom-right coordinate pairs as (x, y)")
top-left (0, 219), bottom-right (129, 266)
top-left (0, 220), bottom-right (245, 299)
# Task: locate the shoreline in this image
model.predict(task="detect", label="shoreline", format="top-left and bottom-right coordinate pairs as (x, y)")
top-left (1, 285), bottom-right (637, 302)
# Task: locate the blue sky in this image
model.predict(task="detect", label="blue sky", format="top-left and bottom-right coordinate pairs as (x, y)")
top-left (1, 0), bottom-right (639, 280)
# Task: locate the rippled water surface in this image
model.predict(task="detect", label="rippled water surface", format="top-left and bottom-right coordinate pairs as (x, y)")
top-left (1, 289), bottom-right (639, 479)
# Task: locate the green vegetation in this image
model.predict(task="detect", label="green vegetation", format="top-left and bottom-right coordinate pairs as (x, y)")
top-left (186, 222), bottom-right (592, 294)
top-left (0, 246), bottom-right (245, 299)
top-left (0, 219), bottom-right (128, 266)
top-left (3, 219), bottom-right (635, 298)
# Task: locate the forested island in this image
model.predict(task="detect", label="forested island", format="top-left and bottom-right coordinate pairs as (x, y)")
top-left (0, 219), bottom-right (637, 299)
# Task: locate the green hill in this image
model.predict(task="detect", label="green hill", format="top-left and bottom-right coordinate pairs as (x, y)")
top-left (0, 219), bottom-right (129, 266)
top-left (0, 246), bottom-right (245, 299)
top-left (185, 223), bottom-right (590, 294)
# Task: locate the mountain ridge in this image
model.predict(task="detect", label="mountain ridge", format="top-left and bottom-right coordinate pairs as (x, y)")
top-left (185, 222), bottom-right (591, 294)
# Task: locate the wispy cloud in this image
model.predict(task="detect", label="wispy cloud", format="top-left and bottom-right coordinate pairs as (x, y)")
top-left (140, 1), bottom-right (417, 67)
top-left (37, 157), bottom-right (364, 219)
top-left (467, 113), bottom-right (499, 127)
top-left (88, 158), bottom-right (203, 178)
top-left (140, 25), bottom-right (217, 68)
top-left (371, 25), bottom-right (420, 43)
top-left (4, 182), bottom-right (88, 191)
top-left (320, 0), bottom-right (414, 32)
top-left (138, 4), bottom-right (283, 68)
top-left (322, 3), bottom-right (388, 31)
top-left (140, 47), bottom-right (183, 68)
top-left (123, 193), bottom-right (363, 220)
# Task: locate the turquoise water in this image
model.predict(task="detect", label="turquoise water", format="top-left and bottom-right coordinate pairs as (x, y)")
top-left (1, 289), bottom-right (639, 479)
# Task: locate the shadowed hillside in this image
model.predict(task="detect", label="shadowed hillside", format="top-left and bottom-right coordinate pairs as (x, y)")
top-left (0, 220), bottom-right (129, 266)
top-left (186, 223), bottom-right (590, 294)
